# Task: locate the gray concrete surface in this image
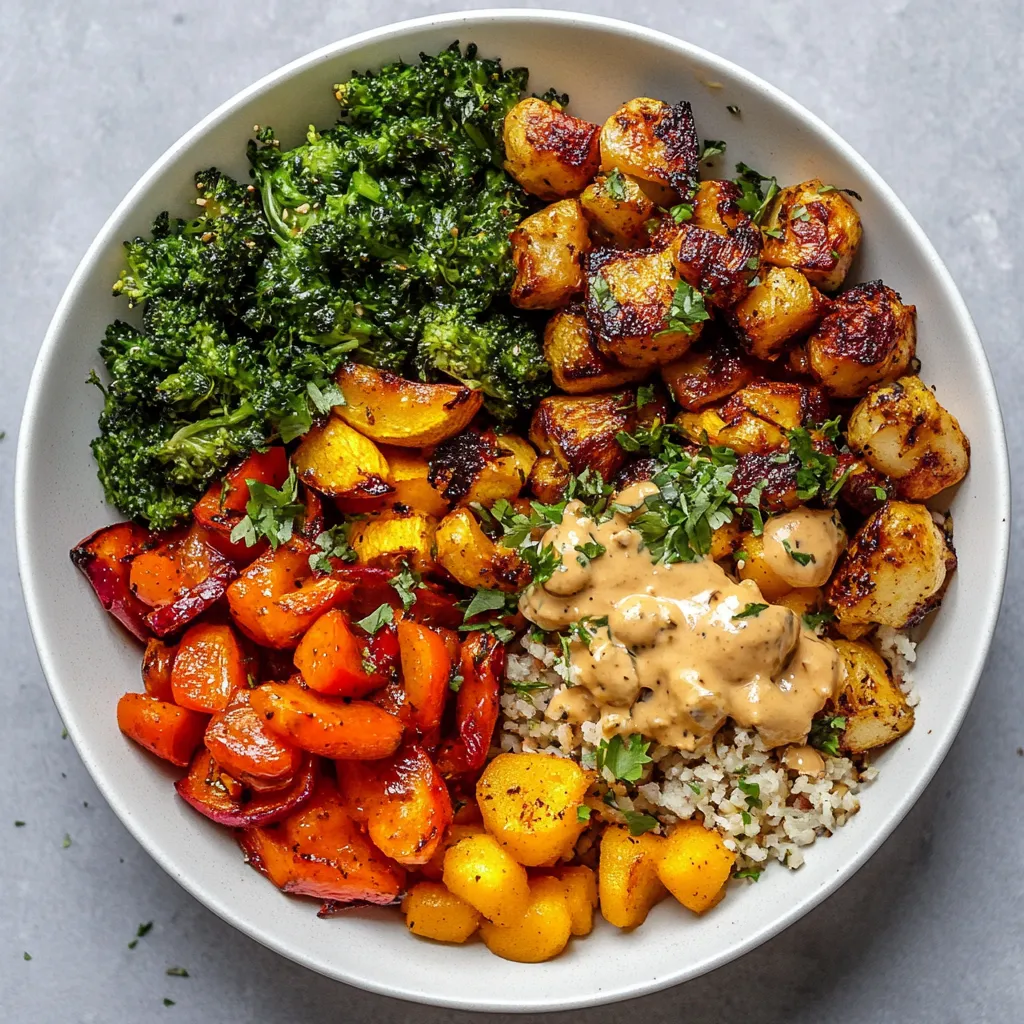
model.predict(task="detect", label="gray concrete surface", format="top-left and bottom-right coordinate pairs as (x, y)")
top-left (2, 1), bottom-right (1022, 1020)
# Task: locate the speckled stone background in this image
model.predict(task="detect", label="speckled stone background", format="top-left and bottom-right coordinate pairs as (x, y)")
top-left (2, 1), bottom-right (1022, 1020)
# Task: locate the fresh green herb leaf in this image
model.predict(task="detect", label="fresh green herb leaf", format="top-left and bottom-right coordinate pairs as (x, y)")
top-left (733, 867), bottom-right (762, 881)
top-left (448, 672), bottom-right (464, 693)
top-left (745, 255), bottom-right (761, 271)
top-left (622, 810), bottom-right (660, 836)
top-left (355, 603), bottom-right (394, 634)
top-left (763, 226), bottom-right (784, 238)
top-left (741, 810), bottom-right (752, 825)
top-left (62, 833), bottom-right (72, 849)
top-left (388, 563), bottom-right (425, 611)
top-left (23, 952), bottom-right (32, 961)
top-left (462, 588), bottom-right (512, 620)
top-left (802, 608), bottom-right (836, 632)
top-left (734, 602), bottom-right (768, 619)
top-left (660, 280), bottom-right (710, 336)
top-left (872, 485), bottom-right (888, 501)
top-left (457, 621), bottom-right (515, 643)
top-left (830, 248), bottom-right (841, 260)
top-left (636, 384), bottom-right (655, 409)
top-left (670, 203), bottom-right (694, 223)
top-left (808, 714), bottom-right (847, 757)
top-left (687, 781), bottom-right (702, 795)
top-left (576, 804), bottom-right (592, 823)
top-left (596, 734), bottom-right (653, 782)
top-left (306, 380), bottom-right (345, 415)
top-left (817, 183), bottom-right (836, 194)
top-left (782, 539), bottom-right (815, 566)
top-left (733, 162), bottom-right (780, 225)
top-left (591, 272), bottom-right (617, 313)
top-left (230, 465), bottom-right (305, 550)
top-left (790, 204), bottom-right (811, 222)
top-left (128, 940), bottom-right (138, 950)
top-left (604, 168), bottom-right (627, 201)
top-left (14, 820), bottom-right (25, 827)
top-left (700, 139), bottom-right (726, 161)
top-left (308, 524), bottom-right (357, 573)
top-left (737, 778), bottom-right (762, 809)
top-left (163, 999), bottom-right (176, 1008)
top-left (506, 679), bottom-right (551, 694)
top-left (166, 967), bottom-right (189, 978)
top-left (137, 921), bottom-right (154, 938)
top-left (734, 549), bottom-right (749, 563)
top-left (566, 616), bottom-right (609, 647)
top-left (574, 539), bottom-right (606, 566)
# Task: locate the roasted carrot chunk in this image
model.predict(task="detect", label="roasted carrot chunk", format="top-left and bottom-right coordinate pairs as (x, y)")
top-left (204, 689), bottom-right (302, 790)
top-left (397, 621), bottom-right (452, 734)
top-left (249, 682), bottom-right (403, 759)
top-left (129, 544), bottom-right (186, 607)
top-left (116, 692), bottom-right (207, 767)
top-left (337, 741), bottom-right (453, 865)
top-left (239, 777), bottom-right (405, 907)
top-left (141, 639), bottom-right (177, 702)
top-left (293, 609), bottom-right (392, 697)
top-left (171, 622), bottom-right (248, 713)
top-left (437, 632), bottom-right (504, 776)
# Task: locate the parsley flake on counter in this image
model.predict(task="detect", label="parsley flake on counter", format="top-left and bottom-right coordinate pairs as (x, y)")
top-left (596, 734), bottom-right (653, 783)
top-left (14, 820), bottom-right (25, 827)
top-left (734, 602), bottom-right (768, 620)
top-left (62, 833), bottom-right (72, 849)
top-left (622, 810), bottom-right (660, 836)
top-left (163, 999), bottom-right (176, 1008)
top-left (23, 952), bottom-right (32, 961)
top-left (166, 967), bottom-right (190, 978)
top-left (355, 603), bottom-right (393, 634)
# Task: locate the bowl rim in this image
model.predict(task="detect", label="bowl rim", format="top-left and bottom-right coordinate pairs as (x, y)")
top-left (15, 7), bottom-right (1011, 1012)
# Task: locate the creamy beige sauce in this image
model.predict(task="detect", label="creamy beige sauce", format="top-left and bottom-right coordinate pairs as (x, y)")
top-left (522, 488), bottom-right (840, 751)
top-left (782, 744), bottom-right (826, 777)
top-left (762, 509), bottom-right (846, 589)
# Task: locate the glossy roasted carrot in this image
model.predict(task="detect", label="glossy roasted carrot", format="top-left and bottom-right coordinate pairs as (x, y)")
top-left (204, 689), bottom-right (301, 790)
top-left (141, 639), bottom-right (177, 702)
top-left (337, 741), bottom-right (453, 866)
top-left (116, 692), bottom-right (207, 767)
top-left (397, 620), bottom-right (452, 734)
top-left (249, 682), bottom-right (403, 759)
top-left (293, 609), bottom-right (389, 697)
top-left (129, 543), bottom-right (186, 608)
top-left (171, 622), bottom-right (248, 713)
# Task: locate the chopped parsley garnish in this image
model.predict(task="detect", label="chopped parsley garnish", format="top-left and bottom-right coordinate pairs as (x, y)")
top-left (734, 549), bottom-right (749, 563)
top-left (575, 539), bottom-right (606, 566)
top-left (636, 384), bottom-right (655, 409)
top-left (659, 280), bottom-right (710, 336)
top-left (670, 203), bottom-right (694, 223)
top-left (462, 587), bottom-right (513, 621)
top-left (687, 781), bottom-right (702, 795)
top-left (763, 226), bottom-right (784, 239)
top-left (566, 616), bottom-right (609, 647)
top-left (802, 608), bottom-right (836, 632)
top-left (745, 255), bottom-right (761, 271)
top-left (604, 168), bottom-right (627, 201)
top-left (737, 778), bottom-right (762, 809)
top-left (733, 162), bottom-right (779, 225)
top-left (166, 967), bottom-right (189, 978)
top-left (230, 465), bottom-right (305, 550)
top-left (700, 139), bottom-right (726, 162)
top-left (355, 603), bottom-right (393, 634)
top-left (734, 602), bottom-right (768, 619)
top-left (388, 563), bottom-right (425, 611)
top-left (872, 485), bottom-right (888, 501)
top-left (305, 380), bottom-right (345, 415)
top-left (790, 204), bottom-right (811, 222)
top-left (506, 679), bottom-right (551, 694)
top-left (308, 524), bottom-right (356, 573)
top-left (809, 714), bottom-right (847, 757)
top-left (782, 539), bottom-right (815, 566)
top-left (596, 734), bottom-right (653, 782)
top-left (785, 423), bottom-right (852, 502)
top-left (817, 183), bottom-right (836, 194)
top-left (741, 810), bottom-right (752, 825)
top-left (576, 804), bottom-right (592, 823)
top-left (448, 672), bottom-right (464, 693)
top-left (733, 867), bottom-right (762, 881)
top-left (622, 810), bottom-right (660, 836)
top-left (591, 271), bottom-right (617, 313)
top-left (457, 620), bottom-right (515, 643)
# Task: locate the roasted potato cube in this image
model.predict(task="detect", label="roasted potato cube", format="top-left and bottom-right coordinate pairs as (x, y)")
top-left (546, 865), bottom-right (598, 936)
top-left (544, 308), bottom-right (647, 394)
top-left (435, 508), bottom-right (529, 592)
top-left (503, 97), bottom-right (601, 200)
top-left (428, 430), bottom-right (534, 507)
top-left (775, 587), bottom-right (825, 618)
top-left (762, 178), bottom-right (863, 291)
top-left (528, 454), bottom-right (572, 503)
top-left (807, 281), bottom-right (916, 398)
top-left (691, 179), bottom-right (750, 235)
top-left (478, 878), bottom-right (573, 963)
top-left (580, 171), bottom-right (656, 246)
top-left (442, 832), bottom-right (530, 927)
top-left (349, 508), bottom-right (438, 575)
top-left (730, 450), bottom-right (801, 512)
top-left (379, 447), bottom-right (449, 518)
top-left (293, 417), bottom-right (394, 507)
top-left (402, 881), bottom-right (481, 944)
top-left (735, 533), bottom-right (792, 602)
top-left (710, 520), bottom-right (744, 563)
top-left (657, 821), bottom-right (735, 914)
top-left (672, 221), bottom-right (762, 310)
top-left (510, 199), bottom-right (590, 310)
top-left (529, 391), bottom-right (636, 479)
top-left (599, 97), bottom-right (699, 202)
top-left (334, 363), bottom-right (483, 447)
top-left (846, 376), bottom-right (970, 500)
top-left (826, 501), bottom-right (957, 629)
top-left (660, 335), bottom-right (755, 410)
top-left (598, 825), bottom-right (666, 930)
top-left (731, 266), bottom-right (830, 360)
top-left (584, 247), bottom-right (701, 368)
top-left (834, 639), bottom-right (915, 752)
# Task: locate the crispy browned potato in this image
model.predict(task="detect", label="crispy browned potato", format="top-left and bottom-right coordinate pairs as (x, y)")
top-left (731, 266), bottom-right (830, 360)
top-left (691, 179), bottom-right (750, 235)
top-left (671, 221), bottom-right (762, 310)
top-left (599, 98), bottom-right (699, 203)
top-left (334, 363), bottom-right (483, 447)
top-left (580, 171), bottom-right (655, 246)
top-left (293, 417), bottom-right (393, 507)
top-left (428, 430), bottom-right (535, 507)
top-left (503, 97), bottom-right (601, 200)
top-left (833, 640), bottom-right (915, 753)
top-left (510, 199), bottom-right (590, 310)
top-left (660, 335), bottom-right (755, 410)
top-left (435, 509), bottom-right (529, 591)
top-left (730, 451), bottom-right (801, 511)
top-left (762, 179), bottom-right (863, 291)
top-left (807, 281), bottom-right (916, 398)
top-left (846, 376), bottom-right (970, 500)
top-left (544, 309), bottom-right (647, 394)
top-left (349, 508), bottom-right (438, 575)
top-left (528, 454), bottom-right (572, 503)
top-left (379, 447), bottom-right (450, 518)
top-left (529, 391), bottom-right (636, 479)
top-left (826, 501), bottom-right (956, 629)
top-left (583, 246), bottom-right (701, 368)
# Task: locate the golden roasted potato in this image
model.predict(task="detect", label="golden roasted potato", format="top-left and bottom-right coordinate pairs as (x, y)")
top-left (442, 832), bottom-right (531, 927)
top-left (435, 508), bottom-right (529, 592)
top-left (584, 246), bottom-right (701, 368)
top-left (580, 171), bottom-right (656, 246)
top-left (348, 508), bottom-right (438, 575)
top-left (598, 825), bottom-right (666, 930)
top-left (691, 179), bottom-right (749, 235)
top-left (731, 265), bottom-right (830, 360)
top-left (293, 416), bottom-right (393, 507)
top-left (402, 881), bottom-right (481, 944)
top-left (428, 430), bottom-right (534, 507)
top-left (660, 335), bottom-right (755, 410)
top-left (729, 450), bottom-right (803, 512)
top-left (847, 376), bottom-right (970, 500)
top-left (529, 391), bottom-right (636, 479)
top-left (546, 865), bottom-right (598, 936)
top-left (379, 447), bottom-right (450, 518)
top-left (476, 752), bottom-right (591, 867)
top-left (503, 97), bottom-right (601, 200)
top-left (762, 178), bottom-right (863, 291)
top-left (833, 639), bottom-right (915, 753)
top-left (510, 199), bottom-right (590, 310)
top-left (710, 520), bottom-right (744, 563)
top-left (528, 454), bottom-right (572, 503)
top-left (807, 281), bottom-right (916, 398)
top-left (735, 533), bottom-right (792, 602)
top-left (599, 97), bottom-right (699, 203)
top-left (775, 587), bottom-right (825, 618)
top-left (544, 308), bottom-right (647, 394)
top-left (826, 501), bottom-right (957, 629)
top-left (478, 878), bottom-right (573, 962)
top-left (657, 821), bottom-right (735, 914)
top-left (672, 221), bottom-right (762, 310)
top-left (334, 363), bottom-right (482, 447)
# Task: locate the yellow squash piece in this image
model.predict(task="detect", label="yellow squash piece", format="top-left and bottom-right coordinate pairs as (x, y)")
top-left (292, 416), bottom-right (393, 505)
top-left (478, 879), bottom-right (573, 963)
top-left (442, 833), bottom-right (530, 927)
top-left (348, 508), bottom-right (438, 574)
top-left (598, 825), bottom-right (666, 929)
top-left (435, 508), bottom-right (528, 592)
top-left (379, 446), bottom-right (450, 518)
top-left (657, 820), bottom-right (736, 914)
top-left (546, 865), bottom-right (598, 936)
top-left (402, 881), bottom-right (482, 944)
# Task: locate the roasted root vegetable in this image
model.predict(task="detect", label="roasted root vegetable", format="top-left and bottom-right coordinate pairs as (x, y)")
top-left (846, 376), bottom-right (969, 499)
top-left (476, 752), bottom-right (591, 866)
top-left (672, 219), bottom-right (763, 311)
top-left (334, 363), bottom-right (483, 448)
top-left (598, 825), bottom-right (666, 929)
top-left (428, 430), bottom-right (534, 507)
top-left (510, 199), bottom-right (590, 310)
top-left (543, 309), bottom-right (646, 394)
top-left (731, 265), bottom-right (830, 361)
top-left (762, 178), bottom-right (863, 292)
top-left (293, 416), bottom-right (394, 508)
top-left (528, 454), bottom-right (572, 503)
top-left (529, 391), bottom-right (636, 479)
top-left (292, 609), bottom-right (390, 698)
top-left (141, 639), bottom-right (177, 702)
top-left (380, 447), bottom-right (449, 518)
top-left (402, 882), bottom-right (482, 943)
top-left (660, 337), bottom-right (755, 411)
top-left (249, 682), bottom-right (404, 760)
top-left (395, 620), bottom-right (452, 733)
top-left (478, 877), bottom-right (574, 962)
top-left (735, 533), bottom-right (792, 602)
top-left (442, 832), bottom-right (531, 926)
top-left (419, 823), bottom-right (487, 882)
top-left (807, 281), bottom-right (916, 398)
top-left (546, 865), bottom-right (599, 936)
top-left (580, 171), bottom-right (656, 246)
top-left (827, 501), bottom-right (956, 629)
top-left (116, 693), bottom-right (207, 767)
top-left (435, 508), bottom-right (528, 591)
top-left (502, 97), bottom-right (601, 200)
top-left (833, 639), bottom-right (915, 752)
top-left (349, 508), bottom-right (438, 574)
top-left (656, 821), bottom-right (735, 913)
top-left (170, 622), bottom-right (248, 713)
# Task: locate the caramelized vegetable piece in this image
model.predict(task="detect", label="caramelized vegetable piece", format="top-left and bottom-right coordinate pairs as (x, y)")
top-left (543, 309), bottom-right (646, 394)
top-left (731, 266), bottom-right (830, 361)
top-left (428, 430), bottom-right (534, 508)
top-left (435, 508), bottom-right (529, 592)
top-left (249, 682), bottom-right (404, 759)
top-left (660, 337), bottom-right (756, 411)
top-left (204, 689), bottom-right (302, 790)
top-left (239, 777), bottom-right (405, 906)
top-left (478, 878), bottom-right (573, 963)
top-left (834, 639), bottom-right (915, 752)
top-left (116, 693), bottom-right (207, 767)
top-left (141, 639), bottom-right (177, 702)
top-left (170, 622), bottom-right (248, 713)
top-left (402, 881), bottom-right (481, 943)
top-left (657, 820), bottom-right (736, 913)
top-left (349, 508), bottom-right (438, 574)
top-left (379, 447), bottom-right (450, 518)
top-left (598, 825), bottom-right (667, 929)
top-left (510, 198), bottom-right (590, 310)
top-left (547, 865), bottom-right (599, 936)
top-left (580, 172), bottom-right (656, 247)
top-left (335, 363), bottom-right (483, 448)
top-left (293, 609), bottom-right (389, 698)
top-left (529, 391), bottom-right (636, 479)
top-left (293, 416), bottom-right (394, 509)
top-left (418, 822), bottom-right (487, 881)
top-left (70, 521), bottom-right (154, 640)
top-left (442, 832), bottom-right (531, 926)
top-left (176, 749), bottom-right (316, 828)
top-left (337, 741), bottom-right (452, 865)
top-left (397, 620), bottom-right (452, 733)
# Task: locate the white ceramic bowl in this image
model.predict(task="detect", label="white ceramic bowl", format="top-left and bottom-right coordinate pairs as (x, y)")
top-left (16, 9), bottom-right (1010, 1012)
